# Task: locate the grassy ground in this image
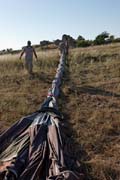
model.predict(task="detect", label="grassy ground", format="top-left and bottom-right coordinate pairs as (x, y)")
top-left (61, 43), bottom-right (120, 180)
top-left (0, 44), bottom-right (120, 179)
top-left (0, 49), bottom-right (59, 131)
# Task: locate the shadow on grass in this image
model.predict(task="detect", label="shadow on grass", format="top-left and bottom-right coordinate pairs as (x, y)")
top-left (79, 86), bottom-right (120, 98)
top-left (57, 59), bottom-right (92, 179)
top-left (58, 89), bottom-right (92, 180)
top-left (69, 84), bottom-right (120, 98)
top-left (14, 72), bottom-right (53, 84)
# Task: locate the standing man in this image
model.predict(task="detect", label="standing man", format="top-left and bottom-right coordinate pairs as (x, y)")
top-left (58, 35), bottom-right (69, 56)
top-left (19, 41), bottom-right (38, 76)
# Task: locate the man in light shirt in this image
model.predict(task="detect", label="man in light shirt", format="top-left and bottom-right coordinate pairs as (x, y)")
top-left (20, 41), bottom-right (38, 76)
top-left (58, 35), bottom-right (69, 56)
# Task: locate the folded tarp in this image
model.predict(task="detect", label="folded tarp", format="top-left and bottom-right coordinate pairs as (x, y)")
top-left (0, 101), bottom-right (84, 179)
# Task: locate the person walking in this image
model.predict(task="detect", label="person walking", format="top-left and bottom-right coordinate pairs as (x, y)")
top-left (58, 35), bottom-right (69, 56)
top-left (19, 41), bottom-right (38, 76)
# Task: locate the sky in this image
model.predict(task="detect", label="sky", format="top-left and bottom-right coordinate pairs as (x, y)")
top-left (0, 0), bottom-right (120, 50)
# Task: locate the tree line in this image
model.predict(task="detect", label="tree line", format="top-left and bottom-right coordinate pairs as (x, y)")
top-left (0, 32), bottom-right (120, 55)
top-left (76, 31), bottom-right (120, 47)
top-left (40, 31), bottom-right (120, 48)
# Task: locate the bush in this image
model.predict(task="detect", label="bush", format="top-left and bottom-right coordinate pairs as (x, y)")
top-left (76, 40), bottom-right (92, 47)
top-left (113, 38), bottom-right (120, 43)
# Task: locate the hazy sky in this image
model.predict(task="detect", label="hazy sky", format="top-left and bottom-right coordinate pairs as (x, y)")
top-left (0, 0), bottom-right (119, 50)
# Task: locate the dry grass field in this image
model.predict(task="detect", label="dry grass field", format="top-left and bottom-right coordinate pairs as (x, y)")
top-left (0, 44), bottom-right (120, 179)
top-left (0, 49), bottom-right (59, 131)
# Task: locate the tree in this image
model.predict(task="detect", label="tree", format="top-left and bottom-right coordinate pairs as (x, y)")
top-left (109, 35), bottom-right (114, 41)
top-left (77, 35), bottom-right (85, 41)
top-left (54, 39), bottom-right (61, 46)
top-left (40, 40), bottom-right (51, 46)
top-left (94, 31), bottom-right (109, 45)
